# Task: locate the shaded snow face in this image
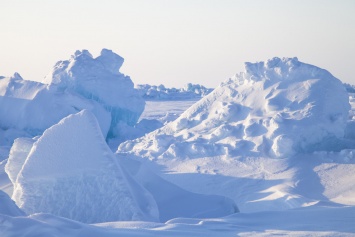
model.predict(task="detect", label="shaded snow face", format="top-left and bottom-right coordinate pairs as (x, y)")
top-left (0, 73), bottom-right (111, 140)
top-left (119, 57), bottom-right (350, 159)
top-left (6, 110), bottom-right (159, 223)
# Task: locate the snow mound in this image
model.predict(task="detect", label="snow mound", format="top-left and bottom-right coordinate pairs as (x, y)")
top-left (6, 110), bottom-right (159, 223)
top-left (119, 57), bottom-right (350, 159)
top-left (136, 83), bottom-right (212, 101)
top-left (44, 49), bottom-right (145, 135)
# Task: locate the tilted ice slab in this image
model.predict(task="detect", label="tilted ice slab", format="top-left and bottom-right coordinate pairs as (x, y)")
top-left (119, 57), bottom-right (350, 159)
top-left (6, 110), bottom-right (159, 223)
top-left (43, 49), bottom-right (145, 136)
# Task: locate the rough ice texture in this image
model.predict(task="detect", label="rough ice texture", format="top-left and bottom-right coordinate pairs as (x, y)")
top-left (136, 83), bottom-right (213, 101)
top-left (6, 110), bottom-right (159, 223)
top-left (0, 73), bottom-right (111, 141)
top-left (119, 57), bottom-right (350, 159)
top-left (0, 49), bottom-right (144, 146)
top-left (43, 49), bottom-right (145, 136)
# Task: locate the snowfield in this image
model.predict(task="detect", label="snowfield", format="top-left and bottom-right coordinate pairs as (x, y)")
top-left (0, 51), bottom-right (355, 236)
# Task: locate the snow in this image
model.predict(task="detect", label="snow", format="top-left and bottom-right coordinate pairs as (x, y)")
top-left (119, 57), bottom-right (350, 159)
top-left (1, 55), bottom-right (355, 236)
top-left (118, 157), bottom-right (238, 222)
top-left (6, 110), bottom-right (159, 223)
top-left (44, 49), bottom-right (145, 134)
top-left (0, 49), bottom-right (144, 149)
top-left (0, 205), bottom-right (354, 236)
top-left (0, 190), bottom-right (24, 217)
top-left (136, 83), bottom-right (212, 101)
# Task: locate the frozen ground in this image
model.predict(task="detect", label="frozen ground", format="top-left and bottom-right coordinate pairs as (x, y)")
top-left (1, 54), bottom-right (355, 236)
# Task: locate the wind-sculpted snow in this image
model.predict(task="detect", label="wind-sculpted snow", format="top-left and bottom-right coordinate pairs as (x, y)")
top-left (0, 49), bottom-right (144, 147)
top-left (119, 57), bottom-right (350, 159)
top-left (6, 110), bottom-right (159, 223)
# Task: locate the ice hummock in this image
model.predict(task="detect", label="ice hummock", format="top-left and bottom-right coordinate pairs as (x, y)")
top-left (119, 57), bottom-right (350, 159)
top-left (6, 110), bottom-right (159, 223)
top-left (136, 83), bottom-right (212, 100)
top-left (43, 49), bottom-right (145, 136)
top-left (0, 49), bottom-right (145, 148)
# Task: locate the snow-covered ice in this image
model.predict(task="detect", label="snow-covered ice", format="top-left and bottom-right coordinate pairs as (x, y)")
top-left (0, 49), bottom-right (144, 149)
top-left (6, 110), bottom-right (159, 223)
top-left (119, 57), bottom-right (350, 159)
top-left (136, 83), bottom-right (212, 100)
top-left (44, 49), bottom-right (145, 137)
top-left (1, 54), bottom-right (355, 236)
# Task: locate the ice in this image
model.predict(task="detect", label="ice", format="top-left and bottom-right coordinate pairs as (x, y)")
top-left (0, 49), bottom-right (145, 149)
top-left (119, 57), bottom-right (350, 159)
top-left (0, 72), bottom-right (111, 142)
top-left (43, 49), bottom-right (145, 136)
top-left (136, 83), bottom-right (212, 100)
top-left (1, 55), bottom-right (355, 236)
top-left (6, 110), bottom-right (159, 223)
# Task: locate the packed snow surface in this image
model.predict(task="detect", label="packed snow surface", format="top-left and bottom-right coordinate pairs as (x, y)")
top-left (119, 57), bottom-right (350, 159)
top-left (5, 110), bottom-right (159, 223)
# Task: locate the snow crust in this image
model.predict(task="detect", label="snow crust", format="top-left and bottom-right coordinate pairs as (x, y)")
top-left (6, 110), bottom-right (159, 223)
top-left (119, 57), bottom-right (350, 159)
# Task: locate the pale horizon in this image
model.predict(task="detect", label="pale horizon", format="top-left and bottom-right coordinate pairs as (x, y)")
top-left (1, 0), bottom-right (354, 88)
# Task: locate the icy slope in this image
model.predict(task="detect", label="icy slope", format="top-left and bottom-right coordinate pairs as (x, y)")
top-left (5, 110), bottom-right (159, 223)
top-left (119, 57), bottom-right (350, 159)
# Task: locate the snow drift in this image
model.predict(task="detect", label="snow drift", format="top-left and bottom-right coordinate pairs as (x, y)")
top-left (119, 57), bottom-right (350, 159)
top-left (0, 49), bottom-right (144, 147)
top-left (5, 110), bottom-right (159, 223)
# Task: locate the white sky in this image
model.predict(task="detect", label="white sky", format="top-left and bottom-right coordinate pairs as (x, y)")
top-left (1, 0), bottom-right (354, 88)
